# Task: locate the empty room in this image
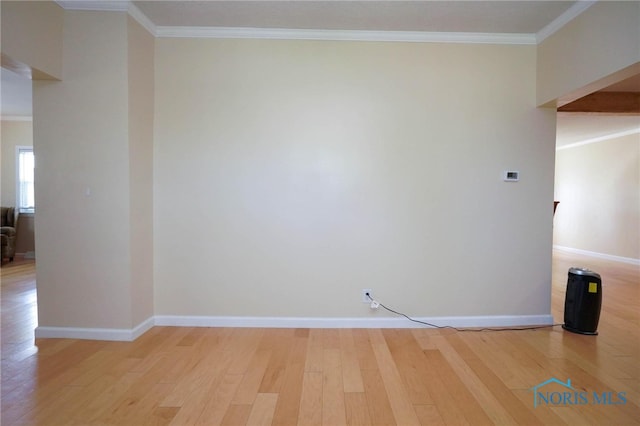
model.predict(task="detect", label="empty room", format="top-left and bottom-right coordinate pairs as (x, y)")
top-left (1, 1), bottom-right (638, 425)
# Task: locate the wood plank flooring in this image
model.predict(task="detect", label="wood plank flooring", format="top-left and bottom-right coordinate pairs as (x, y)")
top-left (1, 251), bottom-right (638, 425)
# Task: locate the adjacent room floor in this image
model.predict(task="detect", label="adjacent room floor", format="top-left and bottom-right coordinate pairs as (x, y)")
top-left (1, 251), bottom-right (638, 425)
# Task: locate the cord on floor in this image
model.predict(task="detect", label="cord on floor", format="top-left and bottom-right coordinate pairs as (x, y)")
top-left (365, 293), bottom-right (563, 332)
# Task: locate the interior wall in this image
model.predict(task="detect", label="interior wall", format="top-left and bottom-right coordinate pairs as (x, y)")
top-left (154, 39), bottom-right (556, 320)
top-left (554, 133), bottom-right (640, 261)
top-left (0, 0), bottom-right (63, 79)
top-left (127, 15), bottom-right (155, 327)
top-left (2, 0), bottom-right (636, 336)
top-left (33, 11), bottom-right (134, 329)
top-left (1, 120), bottom-right (33, 207)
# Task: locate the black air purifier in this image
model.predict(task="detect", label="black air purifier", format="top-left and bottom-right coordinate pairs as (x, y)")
top-left (562, 267), bottom-right (602, 335)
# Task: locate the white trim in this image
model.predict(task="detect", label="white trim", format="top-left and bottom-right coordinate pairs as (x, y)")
top-left (56, 0), bottom-right (156, 35)
top-left (154, 314), bottom-right (554, 329)
top-left (556, 127), bottom-right (640, 151)
top-left (155, 26), bottom-right (536, 45)
top-left (24, 251), bottom-right (36, 259)
top-left (0, 116), bottom-right (33, 122)
top-left (35, 326), bottom-right (134, 341)
top-left (131, 316), bottom-right (156, 339)
top-left (53, 0), bottom-right (583, 45)
top-left (33, 314), bottom-right (554, 341)
top-left (35, 316), bottom-right (155, 341)
top-left (536, 0), bottom-right (597, 43)
top-left (55, 0), bottom-right (128, 12)
top-left (554, 245), bottom-right (640, 266)
top-left (127, 2), bottom-right (156, 36)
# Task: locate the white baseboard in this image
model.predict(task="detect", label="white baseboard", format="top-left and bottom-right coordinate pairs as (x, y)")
top-left (131, 316), bottom-right (156, 339)
top-left (156, 314), bottom-right (554, 330)
top-left (15, 251), bottom-right (35, 259)
top-left (35, 316), bottom-right (154, 341)
top-left (34, 314), bottom-right (554, 341)
top-left (553, 245), bottom-right (640, 266)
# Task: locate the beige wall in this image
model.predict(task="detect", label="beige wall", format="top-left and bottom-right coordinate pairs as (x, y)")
top-left (1, 120), bottom-right (32, 207)
top-left (7, 2), bottom-right (635, 335)
top-left (34, 11), bottom-right (132, 329)
top-left (154, 39), bottom-right (556, 318)
top-left (0, 0), bottom-right (63, 79)
top-left (127, 16), bottom-right (155, 326)
top-left (554, 133), bottom-right (640, 260)
top-left (33, 12), bottom-right (154, 330)
top-left (537, 1), bottom-right (640, 106)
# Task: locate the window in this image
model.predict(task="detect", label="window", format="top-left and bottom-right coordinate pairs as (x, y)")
top-left (17, 146), bottom-right (34, 213)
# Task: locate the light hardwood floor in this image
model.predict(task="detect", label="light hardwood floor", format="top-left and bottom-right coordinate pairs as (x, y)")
top-left (1, 251), bottom-right (638, 425)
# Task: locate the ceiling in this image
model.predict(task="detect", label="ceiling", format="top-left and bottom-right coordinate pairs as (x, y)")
top-left (1, 67), bottom-right (33, 118)
top-left (556, 114), bottom-right (640, 148)
top-left (132, 1), bottom-right (576, 34)
top-left (2, 0), bottom-right (638, 147)
top-left (557, 73), bottom-right (640, 148)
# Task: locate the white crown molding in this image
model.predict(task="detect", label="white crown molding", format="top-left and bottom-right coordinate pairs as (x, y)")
top-left (155, 26), bottom-right (537, 45)
top-left (0, 115), bottom-right (33, 122)
top-left (556, 127), bottom-right (640, 151)
top-left (55, 0), bottom-right (156, 35)
top-left (54, 1), bottom-right (587, 44)
top-left (54, 0), bottom-right (535, 45)
top-left (553, 246), bottom-right (640, 266)
top-left (55, 0), bottom-right (128, 12)
top-left (536, 0), bottom-right (598, 43)
top-left (127, 2), bottom-right (157, 35)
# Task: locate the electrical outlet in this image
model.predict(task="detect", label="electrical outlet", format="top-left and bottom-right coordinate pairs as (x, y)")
top-left (362, 289), bottom-right (373, 303)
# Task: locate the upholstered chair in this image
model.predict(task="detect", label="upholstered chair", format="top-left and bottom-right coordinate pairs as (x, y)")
top-left (1, 207), bottom-right (18, 263)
